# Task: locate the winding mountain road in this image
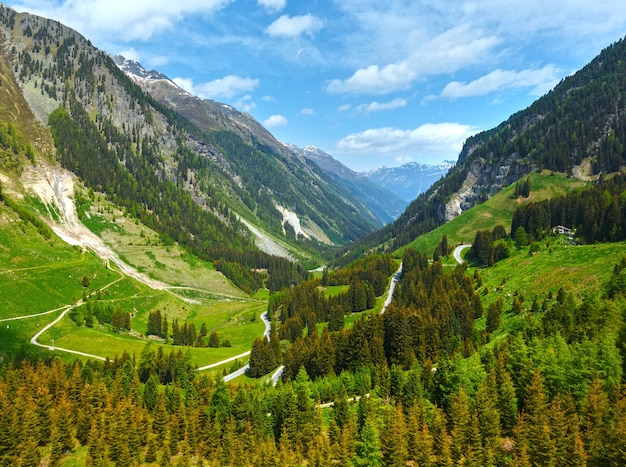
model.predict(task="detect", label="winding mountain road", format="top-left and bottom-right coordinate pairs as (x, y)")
top-left (381, 262), bottom-right (403, 314)
top-left (453, 244), bottom-right (472, 264)
top-left (204, 309), bottom-right (273, 380)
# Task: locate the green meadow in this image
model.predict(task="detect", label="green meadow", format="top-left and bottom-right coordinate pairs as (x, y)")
top-left (0, 193), bottom-right (266, 368)
top-left (398, 171), bottom-right (588, 256)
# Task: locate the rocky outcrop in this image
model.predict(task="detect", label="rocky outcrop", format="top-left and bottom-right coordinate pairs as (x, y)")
top-left (444, 154), bottom-right (531, 221)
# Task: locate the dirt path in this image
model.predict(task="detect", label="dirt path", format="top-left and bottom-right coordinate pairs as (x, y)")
top-left (17, 164), bottom-right (265, 373)
top-left (22, 164), bottom-right (169, 291)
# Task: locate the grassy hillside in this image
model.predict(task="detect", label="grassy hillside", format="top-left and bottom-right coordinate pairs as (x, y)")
top-left (0, 190), bottom-right (266, 373)
top-left (397, 171), bottom-right (588, 256)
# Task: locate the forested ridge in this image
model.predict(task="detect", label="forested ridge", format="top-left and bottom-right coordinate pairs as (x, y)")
top-left (511, 173), bottom-right (626, 243)
top-left (340, 36), bottom-right (626, 264)
top-left (2, 248), bottom-right (625, 466)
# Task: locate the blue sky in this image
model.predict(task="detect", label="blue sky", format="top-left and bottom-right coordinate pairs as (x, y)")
top-left (6, 1), bottom-right (626, 171)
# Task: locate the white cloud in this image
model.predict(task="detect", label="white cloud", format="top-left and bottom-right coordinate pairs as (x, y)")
top-left (147, 55), bottom-right (170, 67)
top-left (326, 25), bottom-right (500, 95)
top-left (173, 77), bottom-right (195, 93)
top-left (266, 14), bottom-right (323, 38)
top-left (233, 95), bottom-right (256, 112)
top-left (338, 104), bottom-right (352, 112)
top-left (264, 114), bottom-right (288, 127)
top-left (334, 123), bottom-right (477, 162)
top-left (257, 0), bottom-right (285, 12)
top-left (299, 108), bottom-right (315, 116)
top-left (118, 47), bottom-right (140, 62)
top-left (355, 98), bottom-right (407, 114)
top-left (9, 0), bottom-right (233, 41)
top-left (172, 75), bottom-right (259, 99)
top-left (441, 66), bottom-right (561, 98)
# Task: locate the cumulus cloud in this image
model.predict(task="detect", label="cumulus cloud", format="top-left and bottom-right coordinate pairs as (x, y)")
top-left (298, 108), bottom-right (315, 116)
top-left (173, 77), bottom-right (195, 93)
top-left (355, 98), bottom-right (407, 114)
top-left (118, 47), bottom-right (140, 62)
top-left (264, 114), bottom-right (288, 127)
top-left (326, 25), bottom-right (500, 95)
top-left (266, 14), bottom-right (323, 38)
top-left (441, 65), bottom-right (561, 98)
top-left (172, 75), bottom-right (259, 99)
top-left (334, 123), bottom-right (477, 163)
top-left (233, 95), bottom-right (256, 112)
top-left (10, 0), bottom-right (234, 41)
top-left (257, 0), bottom-right (285, 12)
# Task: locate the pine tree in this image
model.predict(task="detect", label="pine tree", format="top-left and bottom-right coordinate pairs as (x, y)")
top-left (208, 330), bottom-right (220, 348)
top-left (449, 387), bottom-right (475, 464)
top-left (144, 373), bottom-right (159, 412)
top-left (582, 377), bottom-right (610, 464)
top-left (19, 434), bottom-right (41, 467)
top-left (145, 436), bottom-right (158, 463)
top-left (153, 391), bottom-right (170, 443)
top-left (380, 404), bottom-right (407, 467)
top-left (86, 417), bottom-right (106, 467)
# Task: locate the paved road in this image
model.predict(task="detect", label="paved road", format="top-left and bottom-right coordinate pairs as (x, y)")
top-left (223, 363), bottom-right (250, 382)
top-left (381, 262), bottom-right (403, 314)
top-left (211, 310), bottom-right (273, 381)
top-left (269, 365), bottom-right (284, 386)
top-left (261, 311), bottom-right (271, 340)
top-left (453, 244), bottom-right (472, 264)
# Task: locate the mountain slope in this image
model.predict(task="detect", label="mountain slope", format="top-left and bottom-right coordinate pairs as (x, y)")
top-left (287, 144), bottom-right (408, 224)
top-left (340, 35), bottom-right (626, 261)
top-left (0, 5), bottom-right (385, 292)
top-left (112, 55), bottom-right (384, 234)
top-left (364, 160), bottom-right (455, 202)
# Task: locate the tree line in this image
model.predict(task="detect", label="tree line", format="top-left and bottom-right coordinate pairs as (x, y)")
top-left (511, 173), bottom-right (626, 243)
top-left (146, 309), bottom-right (226, 349)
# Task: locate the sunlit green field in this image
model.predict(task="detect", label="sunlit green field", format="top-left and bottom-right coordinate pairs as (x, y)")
top-left (0, 196), bottom-right (267, 368)
top-left (398, 171), bottom-right (588, 256)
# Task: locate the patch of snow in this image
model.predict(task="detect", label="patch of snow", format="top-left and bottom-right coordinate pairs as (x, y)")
top-left (275, 204), bottom-right (310, 239)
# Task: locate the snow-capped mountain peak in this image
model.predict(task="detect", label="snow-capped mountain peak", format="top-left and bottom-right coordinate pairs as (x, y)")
top-left (364, 160), bottom-right (456, 202)
top-left (113, 55), bottom-right (171, 81)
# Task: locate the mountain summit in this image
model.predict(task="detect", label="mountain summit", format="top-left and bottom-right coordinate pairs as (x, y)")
top-left (0, 4), bottom-right (386, 292)
top-left (287, 144), bottom-right (408, 223)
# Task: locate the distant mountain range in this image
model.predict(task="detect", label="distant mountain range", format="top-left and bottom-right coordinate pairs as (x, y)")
top-left (364, 161), bottom-right (455, 202)
top-left (286, 144), bottom-right (408, 224)
top-left (113, 55), bottom-right (444, 221)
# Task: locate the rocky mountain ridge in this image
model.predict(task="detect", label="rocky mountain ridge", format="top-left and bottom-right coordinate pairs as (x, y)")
top-left (0, 4), bottom-right (383, 262)
top-left (339, 36), bottom-right (626, 261)
top-left (286, 144), bottom-right (408, 223)
top-left (364, 160), bottom-right (455, 202)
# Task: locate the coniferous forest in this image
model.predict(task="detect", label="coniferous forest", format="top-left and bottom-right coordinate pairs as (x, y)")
top-left (1, 248), bottom-right (626, 466)
top-left (3, 4), bottom-right (626, 467)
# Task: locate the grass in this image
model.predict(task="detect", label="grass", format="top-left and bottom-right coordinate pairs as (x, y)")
top-left (460, 237), bottom-right (626, 347)
top-left (396, 171), bottom-right (588, 257)
top-left (477, 239), bottom-right (624, 308)
top-left (0, 187), bottom-right (268, 369)
top-left (322, 285), bottom-right (350, 297)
